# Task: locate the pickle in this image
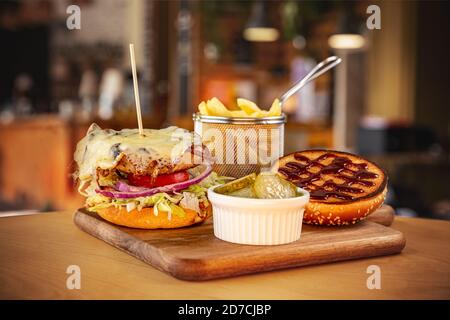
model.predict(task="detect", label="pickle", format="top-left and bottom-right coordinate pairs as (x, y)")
top-left (254, 172), bottom-right (297, 199)
top-left (228, 185), bottom-right (257, 198)
top-left (214, 173), bottom-right (257, 195)
top-left (216, 172), bottom-right (299, 199)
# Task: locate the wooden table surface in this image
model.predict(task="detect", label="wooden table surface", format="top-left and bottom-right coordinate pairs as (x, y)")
top-left (0, 212), bottom-right (449, 299)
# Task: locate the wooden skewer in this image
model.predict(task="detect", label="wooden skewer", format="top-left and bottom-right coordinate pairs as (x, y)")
top-left (129, 43), bottom-right (144, 136)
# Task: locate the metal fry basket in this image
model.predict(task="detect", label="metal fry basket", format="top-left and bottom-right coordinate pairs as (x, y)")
top-left (193, 113), bottom-right (286, 178)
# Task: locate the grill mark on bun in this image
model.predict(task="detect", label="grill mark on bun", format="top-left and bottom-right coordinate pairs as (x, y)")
top-left (275, 150), bottom-right (388, 226)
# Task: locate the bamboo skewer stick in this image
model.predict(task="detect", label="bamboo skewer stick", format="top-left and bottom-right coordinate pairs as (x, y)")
top-left (129, 43), bottom-right (144, 136)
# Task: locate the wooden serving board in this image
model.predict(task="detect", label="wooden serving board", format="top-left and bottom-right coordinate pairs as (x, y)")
top-left (73, 205), bottom-right (405, 281)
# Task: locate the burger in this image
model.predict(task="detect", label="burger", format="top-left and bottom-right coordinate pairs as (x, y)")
top-left (74, 123), bottom-right (223, 229)
top-left (275, 149), bottom-right (387, 226)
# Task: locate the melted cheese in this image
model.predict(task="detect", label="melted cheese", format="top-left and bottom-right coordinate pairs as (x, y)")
top-left (74, 124), bottom-right (197, 181)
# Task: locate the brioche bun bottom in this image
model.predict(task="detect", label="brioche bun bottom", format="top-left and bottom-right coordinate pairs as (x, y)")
top-left (303, 187), bottom-right (387, 226)
top-left (96, 205), bottom-right (212, 229)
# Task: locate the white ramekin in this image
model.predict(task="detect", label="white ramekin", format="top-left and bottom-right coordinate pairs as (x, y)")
top-left (207, 186), bottom-right (310, 245)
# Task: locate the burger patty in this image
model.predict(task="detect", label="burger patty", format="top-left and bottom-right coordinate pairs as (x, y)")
top-left (89, 140), bottom-right (211, 184)
top-left (114, 152), bottom-right (197, 176)
top-left (110, 142), bottom-right (209, 177)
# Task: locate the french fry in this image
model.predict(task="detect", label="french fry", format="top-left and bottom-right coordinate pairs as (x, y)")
top-left (231, 110), bottom-right (249, 117)
top-left (198, 97), bottom-right (281, 118)
top-left (250, 110), bottom-right (269, 118)
top-left (206, 97), bottom-right (232, 117)
top-left (198, 101), bottom-right (208, 115)
top-left (237, 98), bottom-right (261, 115)
top-left (268, 98), bottom-right (282, 116)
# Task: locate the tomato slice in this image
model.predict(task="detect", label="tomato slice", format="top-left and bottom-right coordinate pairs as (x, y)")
top-left (127, 171), bottom-right (190, 188)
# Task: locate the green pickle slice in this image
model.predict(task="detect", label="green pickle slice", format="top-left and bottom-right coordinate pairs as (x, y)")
top-left (253, 172), bottom-right (297, 199)
top-left (214, 173), bottom-right (257, 195)
top-left (215, 172), bottom-right (299, 199)
top-left (228, 185), bottom-right (257, 198)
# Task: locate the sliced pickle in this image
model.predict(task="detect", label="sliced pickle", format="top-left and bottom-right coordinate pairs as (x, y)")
top-left (254, 172), bottom-right (297, 199)
top-left (228, 185), bottom-right (257, 198)
top-left (214, 173), bottom-right (257, 195)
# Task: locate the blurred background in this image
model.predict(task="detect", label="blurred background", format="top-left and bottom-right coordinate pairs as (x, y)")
top-left (0, 0), bottom-right (449, 220)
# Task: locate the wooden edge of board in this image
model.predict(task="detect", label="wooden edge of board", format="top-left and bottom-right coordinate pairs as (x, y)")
top-left (367, 205), bottom-right (395, 226)
top-left (167, 223), bottom-right (407, 281)
top-left (73, 208), bottom-right (406, 281)
top-left (73, 209), bottom-right (223, 280)
top-left (73, 210), bottom-right (172, 275)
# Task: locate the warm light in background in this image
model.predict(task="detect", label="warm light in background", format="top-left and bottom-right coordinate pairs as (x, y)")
top-left (328, 34), bottom-right (365, 50)
top-left (243, 27), bottom-right (279, 42)
top-left (243, 1), bottom-right (279, 42)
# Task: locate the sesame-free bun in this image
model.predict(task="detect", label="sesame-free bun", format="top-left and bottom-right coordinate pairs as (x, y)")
top-left (275, 149), bottom-right (388, 226)
top-left (96, 205), bottom-right (211, 229)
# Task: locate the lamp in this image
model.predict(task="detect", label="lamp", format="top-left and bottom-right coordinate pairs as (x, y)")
top-left (243, 1), bottom-right (279, 42)
top-left (328, 34), bottom-right (365, 50)
top-left (330, 7), bottom-right (366, 151)
top-left (328, 9), bottom-right (365, 50)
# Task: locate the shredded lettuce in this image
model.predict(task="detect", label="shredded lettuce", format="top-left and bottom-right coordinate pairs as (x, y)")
top-left (87, 192), bottom-right (185, 218)
top-left (184, 184), bottom-right (206, 197)
top-left (179, 192), bottom-right (200, 213)
top-left (86, 171), bottom-right (229, 219)
top-left (198, 171), bottom-right (233, 189)
top-left (169, 203), bottom-right (185, 218)
top-left (181, 172), bottom-right (232, 196)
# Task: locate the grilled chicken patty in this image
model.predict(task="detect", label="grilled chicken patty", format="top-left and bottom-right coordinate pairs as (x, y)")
top-left (74, 124), bottom-right (208, 182)
top-left (113, 151), bottom-right (197, 177)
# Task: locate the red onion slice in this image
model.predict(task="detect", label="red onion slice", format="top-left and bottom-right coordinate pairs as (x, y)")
top-left (115, 180), bottom-right (148, 192)
top-left (96, 164), bottom-right (212, 199)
